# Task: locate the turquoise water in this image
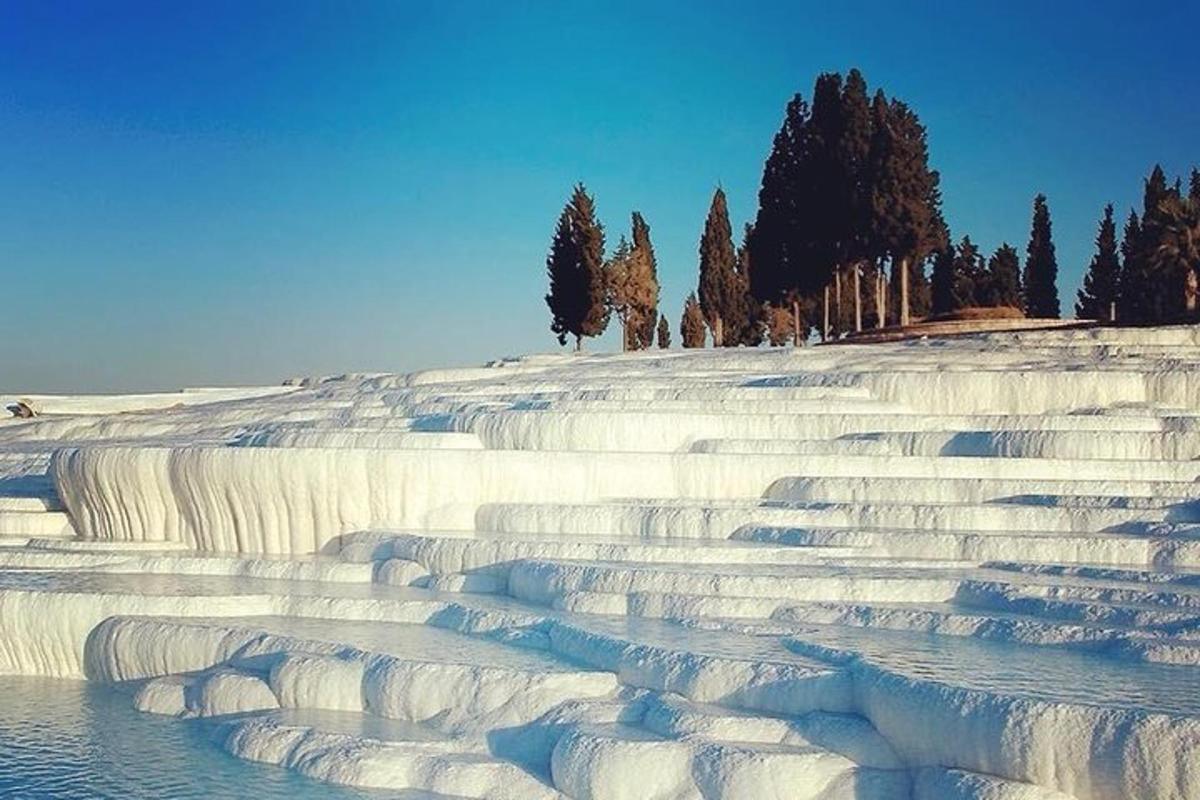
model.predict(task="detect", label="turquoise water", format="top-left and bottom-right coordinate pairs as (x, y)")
top-left (0, 676), bottom-right (395, 800)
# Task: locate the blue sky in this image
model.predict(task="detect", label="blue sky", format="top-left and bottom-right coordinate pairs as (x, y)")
top-left (2, 1), bottom-right (1197, 391)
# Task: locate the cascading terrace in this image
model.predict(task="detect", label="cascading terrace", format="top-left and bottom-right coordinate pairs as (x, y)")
top-left (2, 326), bottom-right (1200, 799)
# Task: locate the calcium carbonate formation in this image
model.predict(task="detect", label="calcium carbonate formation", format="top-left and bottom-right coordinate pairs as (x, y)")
top-left (2, 326), bottom-right (1200, 799)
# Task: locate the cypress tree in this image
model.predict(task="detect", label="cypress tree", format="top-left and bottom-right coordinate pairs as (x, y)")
top-left (603, 236), bottom-right (638, 350)
top-left (681, 293), bottom-right (707, 348)
top-left (545, 184), bottom-right (608, 350)
top-left (1117, 210), bottom-right (1144, 323)
top-left (546, 206), bottom-right (581, 348)
top-left (748, 94), bottom-right (809, 308)
top-left (1022, 194), bottom-right (1060, 318)
top-left (1139, 165), bottom-right (1181, 321)
top-left (630, 212), bottom-right (660, 348)
top-left (727, 222), bottom-right (764, 346)
top-left (656, 316), bottom-right (671, 349)
top-left (951, 235), bottom-right (983, 309)
top-left (930, 246), bottom-right (955, 315)
top-left (605, 212), bottom-right (660, 351)
top-left (983, 243), bottom-right (1022, 309)
top-left (697, 187), bottom-right (739, 346)
top-left (868, 92), bottom-right (945, 326)
top-left (1075, 205), bottom-right (1120, 321)
top-left (1190, 169), bottom-right (1200, 204)
top-left (807, 72), bottom-right (847, 334)
top-left (838, 69), bottom-right (874, 331)
top-left (1121, 166), bottom-right (1178, 323)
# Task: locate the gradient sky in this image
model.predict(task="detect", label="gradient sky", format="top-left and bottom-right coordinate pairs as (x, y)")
top-left (3, 1), bottom-right (1198, 392)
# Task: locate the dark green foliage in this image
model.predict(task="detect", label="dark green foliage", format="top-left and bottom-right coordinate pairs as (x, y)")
top-left (545, 184), bottom-right (608, 349)
top-left (930, 246), bottom-right (955, 315)
top-left (951, 236), bottom-right (984, 309)
top-left (728, 224), bottom-right (765, 346)
top-left (913, 261), bottom-right (934, 318)
top-left (805, 72), bottom-right (848, 289)
top-left (1117, 210), bottom-right (1145, 321)
top-left (1022, 194), bottom-right (1060, 318)
top-left (656, 316), bottom-right (671, 349)
top-left (981, 243), bottom-right (1022, 308)
top-left (748, 69), bottom-right (943, 336)
top-left (838, 69), bottom-right (874, 266)
top-left (680, 293), bottom-right (706, 348)
top-left (1075, 205), bottom-right (1120, 321)
top-left (748, 93), bottom-right (813, 305)
top-left (697, 188), bottom-right (740, 346)
top-left (1190, 169), bottom-right (1200, 204)
top-left (1119, 165), bottom-right (1186, 323)
top-left (1153, 194), bottom-right (1200, 319)
top-left (869, 91), bottom-right (946, 325)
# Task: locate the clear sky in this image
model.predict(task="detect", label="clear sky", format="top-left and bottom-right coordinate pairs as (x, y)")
top-left (3, 1), bottom-right (1197, 392)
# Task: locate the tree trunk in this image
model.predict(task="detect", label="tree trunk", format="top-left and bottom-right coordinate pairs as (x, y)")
top-left (822, 286), bottom-right (830, 341)
top-left (883, 274), bottom-right (889, 327)
top-left (876, 267), bottom-right (885, 329)
top-left (900, 256), bottom-right (911, 327)
top-left (575, 334), bottom-right (582, 352)
top-left (834, 271), bottom-right (842, 337)
top-left (854, 265), bottom-right (862, 333)
top-left (1109, 300), bottom-right (1116, 323)
top-left (792, 298), bottom-right (802, 347)
top-left (622, 318), bottom-right (629, 352)
top-left (713, 317), bottom-right (724, 348)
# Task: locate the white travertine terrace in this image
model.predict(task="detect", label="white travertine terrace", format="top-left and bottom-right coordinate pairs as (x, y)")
top-left (2, 326), bottom-right (1200, 798)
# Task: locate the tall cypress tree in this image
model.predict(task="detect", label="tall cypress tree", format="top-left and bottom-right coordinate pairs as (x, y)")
top-left (1139, 165), bottom-right (1180, 321)
top-left (1023, 193), bottom-right (1060, 318)
top-left (838, 69), bottom-right (874, 330)
top-left (630, 212), bottom-right (660, 348)
top-left (984, 243), bottom-right (1022, 308)
top-left (730, 223), bottom-right (765, 346)
top-left (697, 187), bottom-right (739, 346)
top-left (681, 293), bottom-right (706, 348)
top-left (1121, 166), bottom-right (1178, 323)
top-left (1190, 169), bottom-right (1200, 204)
top-left (1117, 210), bottom-right (1144, 323)
top-left (868, 92), bottom-right (945, 326)
top-left (1075, 204), bottom-right (1120, 321)
top-left (748, 93), bottom-right (810, 318)
top-left (546, 206), bottom-right (581, 347)
top-left (806, 72), bottom-right (846, 297)
top-left (951, 235), bottom-right (983, 309)
top-left (545, 184), bottom-right (609, 349)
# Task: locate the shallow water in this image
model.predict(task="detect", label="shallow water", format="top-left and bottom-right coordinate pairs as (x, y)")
top-left (0, 676), bottom-right (396, 799)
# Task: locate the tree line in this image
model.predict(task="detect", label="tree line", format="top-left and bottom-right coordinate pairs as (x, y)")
top-left (546, 70), bottom-right (1200, 351)
top-left (1076, 165), bottom-right (1200, 324)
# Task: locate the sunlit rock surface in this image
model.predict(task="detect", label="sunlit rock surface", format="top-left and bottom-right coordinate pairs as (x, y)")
top-left (3, 327), bottom-right (1200, 798)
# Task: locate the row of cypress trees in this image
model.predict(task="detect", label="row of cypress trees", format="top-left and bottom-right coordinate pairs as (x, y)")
top-left (546, 73), bottom-right (1198, 351)
top-left (544, 184), bottom-right (665, 351)
top-left (929, 193), bottom-right (1059, 318)
top-left (1076, 165), bottom-right (1200, 324)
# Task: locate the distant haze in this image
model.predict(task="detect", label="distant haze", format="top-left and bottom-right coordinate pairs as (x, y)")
top-left (3, 1), bottom-right (1197, 392)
